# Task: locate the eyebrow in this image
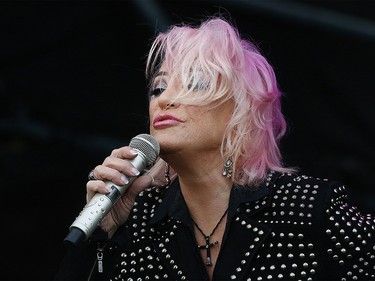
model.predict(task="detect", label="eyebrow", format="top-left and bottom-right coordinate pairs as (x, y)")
top-left (155, 71), bottom-right (168, 77)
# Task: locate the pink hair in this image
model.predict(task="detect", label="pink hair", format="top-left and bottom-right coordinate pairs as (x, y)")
top-left (146, 17), bottom-right (295, 186)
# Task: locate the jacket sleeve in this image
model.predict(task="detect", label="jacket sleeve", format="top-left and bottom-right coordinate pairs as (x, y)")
top-left (322, 181), bottom-right (375, 280)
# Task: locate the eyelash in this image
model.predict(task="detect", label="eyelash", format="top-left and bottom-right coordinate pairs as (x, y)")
top-left (151, 87), bottom-right (165, 97)
top-left (148, 79), bottom-right (209, 100)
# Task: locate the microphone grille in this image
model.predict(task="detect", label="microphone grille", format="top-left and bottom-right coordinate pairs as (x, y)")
top-left (129, 134), bottom-right (160, 166)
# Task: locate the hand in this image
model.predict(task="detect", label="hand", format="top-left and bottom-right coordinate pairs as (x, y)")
top-left (86, 146), bottom-right (154, 238)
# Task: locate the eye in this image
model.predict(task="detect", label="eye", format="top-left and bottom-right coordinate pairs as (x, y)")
top-left (151, 86), bottom-right (165, 98)
top-left (149, 80), bottom-right (167, 100)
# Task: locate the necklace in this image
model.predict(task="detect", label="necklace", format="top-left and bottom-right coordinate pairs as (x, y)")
top-left (192, 208), bottom-right (229, 266)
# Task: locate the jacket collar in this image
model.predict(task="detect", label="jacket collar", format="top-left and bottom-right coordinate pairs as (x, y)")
top-left (150, 170), bottom-right (280, 226)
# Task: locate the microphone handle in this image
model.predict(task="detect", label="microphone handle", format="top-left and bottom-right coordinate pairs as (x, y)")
top-left (64, 151), bottom-right (147, 245)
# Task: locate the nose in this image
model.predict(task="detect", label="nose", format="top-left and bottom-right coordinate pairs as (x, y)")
top-left (157, 88), bottom-right (180, 110)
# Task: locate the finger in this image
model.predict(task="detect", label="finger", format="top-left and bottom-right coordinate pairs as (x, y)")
top-left (101, 154), bottom-right (141, 177)
top-left (94, 165), bottom-right (130, 186)
top-left (110, 146), bottom-right (138, 159)
top-left (86, 180), bottom-right (110, 202)
top-left (103, 157), bottom-right (140, 177)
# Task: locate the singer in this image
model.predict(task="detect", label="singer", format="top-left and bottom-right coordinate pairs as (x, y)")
top-left (55, 16), bottom-right (375, 281)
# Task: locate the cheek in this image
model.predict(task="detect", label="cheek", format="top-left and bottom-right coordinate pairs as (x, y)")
top-left (148, 100), bottom-right (157, 120)
top-left (148, 100), bottom-right (156, 115)
top-left (148, 103), bottom-right (156, 133)
top-left (189, 111), bottom-right (222, 140)
top-left (199, 110), bottom-right (230, 140)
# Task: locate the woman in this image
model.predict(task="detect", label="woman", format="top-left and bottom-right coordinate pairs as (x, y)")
top-left (56, 17), bottom-right (375, 281)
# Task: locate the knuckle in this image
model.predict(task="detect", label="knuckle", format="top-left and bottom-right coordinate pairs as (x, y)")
top-left (111, 148), bottom-right (120, 156)
top-left (93, 167), bottom-right (104, 179)
top-left (103, 156), bottom-right (112, 165)
top-left (86, 180), bottom-right (96, 191)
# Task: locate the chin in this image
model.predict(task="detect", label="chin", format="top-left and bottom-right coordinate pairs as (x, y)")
top-left (152, 132), bottom-right (178, 154)
top-left (151, 128), bottom-right (174, 140)
top-left (153, 132), bottom-right (172, 145)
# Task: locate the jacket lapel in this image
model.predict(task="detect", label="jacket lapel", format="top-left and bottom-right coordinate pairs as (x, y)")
top-left (213, 203), bottom-right (272, 280)
top-left (213, 171), bottom-right (280, 280)
top-left (151, 218), bottom-right (208, 280)
top-left (150, 182), bottom-right (209, 280)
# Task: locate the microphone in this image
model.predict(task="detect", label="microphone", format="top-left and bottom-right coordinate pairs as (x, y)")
top-left (64, 133), bottom-right (160, 245)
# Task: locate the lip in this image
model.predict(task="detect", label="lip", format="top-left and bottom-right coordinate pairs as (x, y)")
top-left (153, 114), bottom-right (183, 129)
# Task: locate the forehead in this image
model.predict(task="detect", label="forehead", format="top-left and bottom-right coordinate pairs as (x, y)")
top-left (152, 62), bottom-right (170, 81)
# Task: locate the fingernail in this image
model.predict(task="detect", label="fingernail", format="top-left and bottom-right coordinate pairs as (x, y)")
top-left (130, 149), bottom-right (138, 155)
top-left (131, 167), bottom-right (140, 176)
top-left (105, 184), bottom-right (114, 193)
top-left (121, 175), bottom-right (129, 184)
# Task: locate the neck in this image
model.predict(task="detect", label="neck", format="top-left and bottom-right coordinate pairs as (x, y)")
top-left (164, 151), bottom-right (233, 227)
top-left (163, 151), bottom-right (232, 277)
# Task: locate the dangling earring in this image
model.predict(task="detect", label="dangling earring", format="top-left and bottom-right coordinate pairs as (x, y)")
top-left (222, 159), bottom-right (233, 178)
top-left (165, 162), bottom-right (171, 185)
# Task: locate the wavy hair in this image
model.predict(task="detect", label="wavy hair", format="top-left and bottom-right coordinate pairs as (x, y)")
top-left (146, 17), bottom-right (295, 186)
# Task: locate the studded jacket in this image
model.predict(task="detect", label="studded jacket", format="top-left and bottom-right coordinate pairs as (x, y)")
top-left (55, 171), bottom-right (375, 281)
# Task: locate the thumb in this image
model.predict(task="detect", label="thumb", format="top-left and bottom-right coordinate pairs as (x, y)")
top-left (125, 174), bottom-right (153, 199)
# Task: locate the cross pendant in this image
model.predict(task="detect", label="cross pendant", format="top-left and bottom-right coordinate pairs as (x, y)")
top-left (198, 236), bottom-right (219, 266)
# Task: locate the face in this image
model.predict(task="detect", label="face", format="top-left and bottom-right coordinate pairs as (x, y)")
top-left (148, 67), bottom-right (234, 159)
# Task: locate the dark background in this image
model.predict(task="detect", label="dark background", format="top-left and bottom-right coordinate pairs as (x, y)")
top-left (1, 1), bottom-right (374, 280)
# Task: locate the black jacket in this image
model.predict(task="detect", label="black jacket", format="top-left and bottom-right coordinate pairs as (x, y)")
top-left (55, 171), bottom-right (375, 280)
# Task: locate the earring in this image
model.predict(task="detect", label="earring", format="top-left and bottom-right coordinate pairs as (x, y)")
top-left (165, 162), bottom-right (171, 185)
top-left (222, 159), bottom-right (233, 178)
